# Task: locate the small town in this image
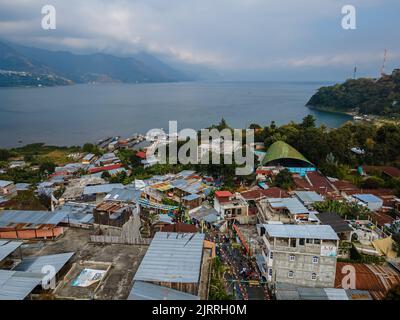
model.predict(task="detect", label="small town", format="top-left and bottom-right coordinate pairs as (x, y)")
top-left (1, 117), bottom-right (400, 301)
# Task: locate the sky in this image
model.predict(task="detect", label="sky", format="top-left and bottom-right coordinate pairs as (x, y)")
top-left (0, 0), bottom-right (399, 81)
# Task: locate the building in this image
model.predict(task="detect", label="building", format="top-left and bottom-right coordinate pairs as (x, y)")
top-left (294, 191), bottom-right (324, 207)
top-left (160, 222), bottom-right (198, 233)
top-left (259, 224), bottom-right (339, 288)
top-left (214, 191), bottom-right (250, 224)
top-left (262, 197), bottom-right (310, 223)
top-left (93, 201), bottom-right (135, 228)
top-left (317, 212), bottom-right (353, 241)
top-left (82, 153), bottom-right (95, 165)
top-left (83, 183), bottom-right (124, 203)
top-left (128, 281), bottom-right (200, 300)
top-left (335, 262), bottom-right (400, 300)
top-left (0, 210), bottom-right (66, 240)
top-left (0, 180), bottom-right (16, 198)
top-left (275, 282), bottom-right (372, 300)
top-left (133, 232), bottom-right (210, 298)
top-left (261, 141), bottom-right (316, 176)
top-left (353, 194), bottom-right (383, 211)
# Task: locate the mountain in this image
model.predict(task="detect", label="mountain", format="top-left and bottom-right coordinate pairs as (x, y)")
top-left (0, 40), bottom-right (193, 87)
top-left (306, 69), bottom-right (400, 116)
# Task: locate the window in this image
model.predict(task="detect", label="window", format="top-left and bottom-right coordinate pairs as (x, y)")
top-left (289, 254), bottom-right (295, 262)
top-left (314, 239), bottom-right (321, 245)
top-left (268, 268), bottom-right (273, 276)
top-left (290, 239), bottom-right (297, 247)
top-left (270, 252), bottom-right (274, 259)
top-left (299, 238), bottom-right (305, 246)
top-left (311, 273), bottom-right (317, 280)
top-left (306, 239), bottom-right (313, 244)
top-left (288, 271), bottom-right (294, 278)
top-left (312, 256), bottom-right (319, 264)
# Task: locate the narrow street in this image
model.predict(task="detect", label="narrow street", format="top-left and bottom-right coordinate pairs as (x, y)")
top-left (209, 231), bottom-right (271, 300)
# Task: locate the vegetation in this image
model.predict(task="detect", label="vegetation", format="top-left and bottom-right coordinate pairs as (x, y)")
top-left (0, 149), bottom-right (11, 161)
top-left (338, 244), bottom-right (386, 265)
top-left (313, 200), bottom-right (371, 220)
top-left (307, 69), bottom-right (400, 117)
top-left (209, 257), bottom-right (234, 300)
top-left (273, 169), bottom-right (295, 190)
top-left (0, 167), bottom-right (43, 184)
top-left (385, 284), bottom-right (400, 300)
top-left (1, 190), bottom-right (48, 211)
top-left (393, 233), bottom-right (400, 257)
top-left (251, 115), bottom-right (400, 175)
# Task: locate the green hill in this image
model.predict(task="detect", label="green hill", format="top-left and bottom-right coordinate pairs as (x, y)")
top-left (306, 69), bottom-right (400, 117)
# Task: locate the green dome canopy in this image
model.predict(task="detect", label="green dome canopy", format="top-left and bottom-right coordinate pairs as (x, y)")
top-left (262, 141), bottom-right (314, 167)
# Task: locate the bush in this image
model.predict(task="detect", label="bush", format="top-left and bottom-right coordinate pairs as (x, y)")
top-left (0, 149), bottom-right (11, 161)
top-left (273, 169), bottom-right (295, 190)
top-left (361, 176), bottom-right (385, 189)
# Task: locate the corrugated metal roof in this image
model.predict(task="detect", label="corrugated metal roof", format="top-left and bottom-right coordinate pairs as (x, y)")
top-left (182, 194), bottom-right (200, 201)
top-left (294, 191), bottom-right (324, 204)
top-left (104, 188), bottom-right (141, 203)
top-left (14, 252), bottom-right (74, 274)
top-left (83, 184), bottom-right (124, 195)
top-left (353, 194), bottom-right (383, 203)
top-left (134, 232), bottom-right (205, 283)
top-left (268, 197), bottom-right (309, 215)
top-left (0, 180), bottom-right (13, 188)
top-left (0, 270), bottom-right (42, 300)
top-left (335, 262), bottom-right (400, 299)
top-left (264, 224), bottom-right (339, 240)
top-left (57, 202), bottom-right (95, 225)
top-left (0, 241), bottom-right (22, 262)
top-left (0, 210), bottom-right (67, 227)
top-left (128, 281), bottom-right (200, 300)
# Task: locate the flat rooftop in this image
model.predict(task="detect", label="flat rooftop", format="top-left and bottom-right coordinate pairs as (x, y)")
top-left (20, 228), bottom-right (148, 300)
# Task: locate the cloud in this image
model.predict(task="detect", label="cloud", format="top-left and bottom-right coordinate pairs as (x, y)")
top-left (0, 0), bottom-right (399, 79)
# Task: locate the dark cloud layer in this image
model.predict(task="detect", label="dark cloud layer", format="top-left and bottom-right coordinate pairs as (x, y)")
top-left (0, 0), bottom-right (399, 80)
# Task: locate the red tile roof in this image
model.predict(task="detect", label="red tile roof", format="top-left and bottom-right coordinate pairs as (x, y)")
top-left (215, 191), bottom-right (233, 198)
top-left (136, 151), bottom-right (147, 159)
top-left (88, 163), bottom-right (123, 174)
top-left (293, 175), bottom-right (312, 190)
top-left (241, 187), bottom-right (289, 200)
top-left (306, 171), bottom-right (335, 194)
top-left (160, 222), bottom-right (198, 233)
top-left (332, 180), bottom-right (358, 192)
top-left (363, 166), bottom-right (400, 178)
top-left (383, 166), bottom-right (400, 178)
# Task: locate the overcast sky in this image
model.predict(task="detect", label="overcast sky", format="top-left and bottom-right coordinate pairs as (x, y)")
top-left (0, 0), bottom-right (399, 81)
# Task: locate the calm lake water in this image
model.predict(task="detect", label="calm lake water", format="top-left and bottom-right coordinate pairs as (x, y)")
top-left (0, 81), bottom-right (351, 148)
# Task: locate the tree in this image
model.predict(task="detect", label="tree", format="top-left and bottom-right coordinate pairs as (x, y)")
top-left (249, 123), bottom-right (261, 130)
top-left (301, 115), bottom-right (316, 128)
top-left (361, 176), bottom-right (385, 189)
top-left (82, 143), bottom-right (101, 156)
top-left (0, 149), bottom-right (11, 161)
top-left (273, 169), bottom-right (295, 190)
top-left (39, 161), bottom-right (56, 174)
top-left (393, 233), bottom-right (400, 257)
top-left (101, 171), bottom-right (111, 180)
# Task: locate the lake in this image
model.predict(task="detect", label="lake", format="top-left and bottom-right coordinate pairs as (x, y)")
top-left (0, 81), bottom-right (351, 148)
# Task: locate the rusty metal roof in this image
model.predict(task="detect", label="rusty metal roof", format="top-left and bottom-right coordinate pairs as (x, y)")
top-left (335, 262), bottom-right (400, 299)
